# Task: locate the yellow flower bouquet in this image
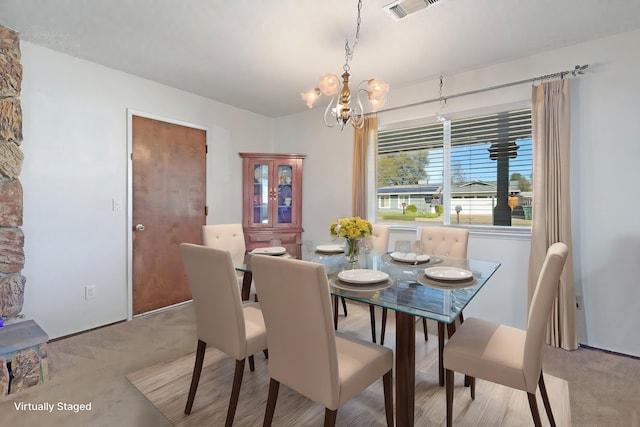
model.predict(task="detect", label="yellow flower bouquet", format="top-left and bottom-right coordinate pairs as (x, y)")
top-left (329, 217), bottom-right (372, 262)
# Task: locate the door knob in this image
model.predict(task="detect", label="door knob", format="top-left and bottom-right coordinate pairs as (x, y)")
top-left (135, 224), bottom-right (145, 232)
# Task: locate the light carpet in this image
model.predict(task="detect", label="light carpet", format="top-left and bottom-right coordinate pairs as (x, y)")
top-left (127, 347), bottom-right (571, 426)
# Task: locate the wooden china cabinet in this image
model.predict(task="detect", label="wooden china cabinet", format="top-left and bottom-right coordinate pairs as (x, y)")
top-left (239, 153), bottom-right (305, 258)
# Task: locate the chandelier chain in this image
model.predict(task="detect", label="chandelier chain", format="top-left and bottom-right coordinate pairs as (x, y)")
top-left (344, 0), bottom-right (363, 71)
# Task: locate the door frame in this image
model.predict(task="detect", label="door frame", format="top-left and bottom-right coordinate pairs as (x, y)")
top-left (126, 109), bottom-right (209, 320)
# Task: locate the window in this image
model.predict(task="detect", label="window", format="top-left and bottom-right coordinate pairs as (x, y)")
top-left (376, 108), bottom-right (532, 228)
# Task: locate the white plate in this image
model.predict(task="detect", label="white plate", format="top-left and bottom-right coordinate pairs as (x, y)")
top-left (337, 269), bottom-right (390, 284)
top-left (316, 244), bottom-right (345, 253)
top-left (251, 246), bottom-right (287, 256)
top-left (390, 252), bottom-right (431, 263)
top-left (424, 266), bottom-right (473, 281)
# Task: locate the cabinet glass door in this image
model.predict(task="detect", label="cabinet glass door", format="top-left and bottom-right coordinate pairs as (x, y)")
top-left (276, 165), bottom-right (293, 225)
top-left (252, 164), bottom-right (270, 225)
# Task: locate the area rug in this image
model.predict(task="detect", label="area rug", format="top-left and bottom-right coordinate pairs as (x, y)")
top-left (127, 348), bottom-right (571, 426)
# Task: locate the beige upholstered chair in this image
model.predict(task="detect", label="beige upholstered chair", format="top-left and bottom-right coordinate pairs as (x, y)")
top-left (380, 226), bottom-right (470, 344)
top-left (201, 224), bottom-right (251, 298)
top-left (367, 224), bottom-right (391, 253)
top-left (251, 255), bottom-right (394, 427)
top-left (418, 226), bottom-right (469, 258)
top-left (201, 224), bottom-right (246, 268)
top-left (444, 242), bottom-right (569, 427)
top-left (179, 243), bottom-right (268, 426)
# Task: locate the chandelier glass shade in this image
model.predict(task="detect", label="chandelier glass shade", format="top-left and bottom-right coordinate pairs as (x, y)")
top-left (300, 0), bottom-right (388, 130)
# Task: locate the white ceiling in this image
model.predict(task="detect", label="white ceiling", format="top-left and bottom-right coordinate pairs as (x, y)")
top-left (2, 0), bottom-right (640, 118)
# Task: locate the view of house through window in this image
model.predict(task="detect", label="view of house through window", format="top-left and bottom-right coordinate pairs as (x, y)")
top-left (376, 108), bottom-right (532, 228)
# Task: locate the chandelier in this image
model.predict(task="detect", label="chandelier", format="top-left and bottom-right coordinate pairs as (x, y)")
top-left (300, 0), bottom-right (389, 130)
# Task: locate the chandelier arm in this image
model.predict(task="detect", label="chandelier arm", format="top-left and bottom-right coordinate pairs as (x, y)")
top-left (354, 88), bottom-right (366, 111)
top-left (350, 91), bottom-right (365, 128)
top-left (323, 97), bottom-right (338, 127)
top-left (351, 117), bottom-right (365, 129)
top-left (356, 87), bottom-right (369, 98)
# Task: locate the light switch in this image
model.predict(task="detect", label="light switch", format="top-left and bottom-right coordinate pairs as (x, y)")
top-left (112, 198), bottom-right (122, 212)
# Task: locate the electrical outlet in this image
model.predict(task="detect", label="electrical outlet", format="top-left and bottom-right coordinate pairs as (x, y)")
top-left (575, 296), bottom-right (583, 310)
top-left (85, 285), bottom-right (96, 300)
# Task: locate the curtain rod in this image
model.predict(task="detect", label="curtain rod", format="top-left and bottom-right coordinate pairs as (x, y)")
top-left (377, 64), bottom-right (589, 115)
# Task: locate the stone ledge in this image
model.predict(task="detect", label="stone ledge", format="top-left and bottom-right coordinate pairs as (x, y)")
top-left (0, 320), bottom-right (48, 353)
top-left (0, 320), bottom-right (49, 396)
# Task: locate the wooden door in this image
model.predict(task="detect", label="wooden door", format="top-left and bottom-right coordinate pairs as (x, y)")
top-left (132, 116), bottom-right (206, 315)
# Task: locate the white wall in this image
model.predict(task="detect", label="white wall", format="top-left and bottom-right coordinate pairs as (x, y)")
top-left (16, 28), bottom-right (640, 356)
top-left (19, 42), bottom-right (274, 339)
top-left (275, 29), bottom-right (640, 356)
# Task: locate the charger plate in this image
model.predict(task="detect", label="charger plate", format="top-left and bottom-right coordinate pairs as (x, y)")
top-left (332, 278), bottom-right (392, 292)
top-left (417, 273), bottom-right (477, 289)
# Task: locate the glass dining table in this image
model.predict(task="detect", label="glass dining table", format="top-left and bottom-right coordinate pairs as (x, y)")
top-left (241, 241), bottom-right (501, 427)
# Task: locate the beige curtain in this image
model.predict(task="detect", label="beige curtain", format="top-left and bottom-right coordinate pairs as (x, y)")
top-left (528, 79), bottom-right (578, 350)
top-left (352, 115), bottom-right (378, 218)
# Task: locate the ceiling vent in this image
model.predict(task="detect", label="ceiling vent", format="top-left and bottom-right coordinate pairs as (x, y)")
top-left (383, 0), bottom-right (440, 21)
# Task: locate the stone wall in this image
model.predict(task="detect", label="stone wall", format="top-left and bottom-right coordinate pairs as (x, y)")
top-left (0, 25), bottom-right (25, 320)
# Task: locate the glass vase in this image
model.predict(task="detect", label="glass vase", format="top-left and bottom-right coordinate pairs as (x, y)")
top-left (345, 238), bottom-right (360, 263)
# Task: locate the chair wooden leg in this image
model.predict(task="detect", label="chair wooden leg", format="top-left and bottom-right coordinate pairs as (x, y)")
top-left (380, 307), bottom-right (388, 346)
top-left (539, 373), bottom-right (556, 427)
top-left (369, 305), bottom-right (377, 343)
top-left (445, 368), bottom-right (454, 427)
top-left (422, 318), bottom-right (429, 341)
top-left (341, 297), bottom-right (348, 316)
top-left (527, 392), bottom-right (543, 427)
top-left (263, 378), bottom-right (280, 427)
top-left (382, 370), bottom-right (394, 427)
top-left (184, 339), bottom-right (206, 415)
top-left (333, 296), bottom-right (339, 330)
top-left (225, 359), bottom-right (246, 427)
top-left (249, 355), bottom-right (255, 371)
top-left (324, 408), bottom-right (338, 427)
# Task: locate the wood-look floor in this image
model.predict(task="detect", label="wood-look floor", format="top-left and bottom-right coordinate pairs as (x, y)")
top-left (127, 302), bottom-right (571, 426)
top-left (3, 301), bottom-right (638, 426)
